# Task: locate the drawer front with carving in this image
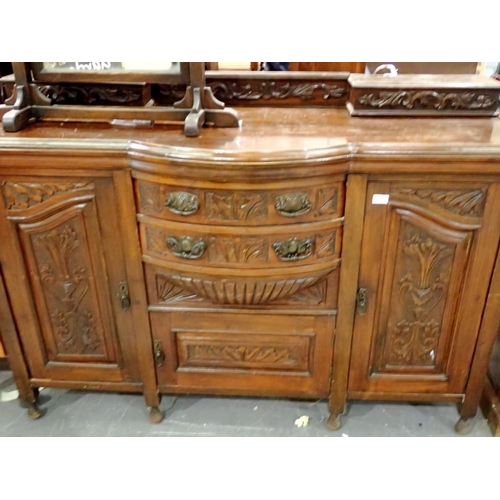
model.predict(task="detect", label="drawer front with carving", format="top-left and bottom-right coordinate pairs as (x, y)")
top-left (348, 181), bottom-right (500, 396)
top-left (144, 264), bottom-right (340, 310)
top-left (151, 312), bottom-right (335, 397)
top-left (139, 217), bottom-right (342, 269)
top-left (135, 178), bottom-right (345, 226)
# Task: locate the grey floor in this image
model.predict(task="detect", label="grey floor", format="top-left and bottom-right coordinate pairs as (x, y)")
top-left (0, 370), bottom-right (492, 437)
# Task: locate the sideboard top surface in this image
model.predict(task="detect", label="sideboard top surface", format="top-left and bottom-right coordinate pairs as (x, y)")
top-left (0, 108), bottom-right (500, 168)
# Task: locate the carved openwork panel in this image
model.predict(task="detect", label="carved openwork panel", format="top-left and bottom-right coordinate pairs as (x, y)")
top-left (176, 332), bottom-right (311, 372)
top-left (373, 210), bottom-right (472, 374)
top-left (20, 208), bottom-right (112, 360)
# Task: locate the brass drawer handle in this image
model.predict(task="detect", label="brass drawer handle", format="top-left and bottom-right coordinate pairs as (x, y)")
top-left (165, 192), bottom-right (199, 216)
top-left (166, 235), bottom-right (206, 259)
top-left (275, 193), bottom-right (312, 217)
top-left (273, 237), bottom-right (314, 261)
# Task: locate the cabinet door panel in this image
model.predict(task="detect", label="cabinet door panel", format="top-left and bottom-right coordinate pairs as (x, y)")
top-left (1, 177), bottom-right (137, 383)
top-left (349, 181), bottom-right (500, 396)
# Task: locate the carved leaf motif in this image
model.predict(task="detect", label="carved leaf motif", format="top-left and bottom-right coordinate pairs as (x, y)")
top-left (40, 85), bottom-right (142, 105)
top-left (163, 274), bottom-right (323, 305)
top-left (2, 181), bottom-right (94, 210)
top-left (358, 90), bottom-right (497, 110)
top-left (389, 319), bottom-right (440, 366)
top-left (316, 188), bottom-right (338, 216)
top-left (188, 345), bottom-right (297, 366)
top-left (208, 237), bottom-right (268, 264)
top-left (382, 229), bottom-right (454, 368)
top-left (33, 223), bottom-right (103, 355)
top-left (145, 227), bottom-right (167, 255)
top-left (156, 274), bottom-right (202, 303)
top-left (316, 233), bottom-right (336, 258)
top-left (209, 81), bottom-right (347, 101)
top-left (206, 192), bottom-right (267, 221)
top-left (139, 183), bottom-right (162, 214)
top-left (280, 279), bottom-right (327, 305)
top-left (394, 188), bottom-right (486, 216)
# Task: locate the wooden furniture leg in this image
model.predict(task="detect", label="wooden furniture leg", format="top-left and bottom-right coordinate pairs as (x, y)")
top-left (0, 268), bottom-right (42, 419)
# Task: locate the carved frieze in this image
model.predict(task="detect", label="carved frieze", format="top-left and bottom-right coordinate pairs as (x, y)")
top-left (40, 84), bottom-right (143, 106)
top-left (209, 81), bottom-right (347, 101)
top-left (358, 90), bottom-right (497, 111)
top-left (393, 188), bottom-right (486, 217)
top-left (2, 181), bottom-right (94, 210)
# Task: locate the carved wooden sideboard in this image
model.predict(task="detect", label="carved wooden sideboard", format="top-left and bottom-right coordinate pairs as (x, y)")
top-left (1, 108), bottom-right (500, 433)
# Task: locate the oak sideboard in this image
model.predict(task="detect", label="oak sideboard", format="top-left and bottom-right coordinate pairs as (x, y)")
top-left (1, 108), bottom-right (500, 434)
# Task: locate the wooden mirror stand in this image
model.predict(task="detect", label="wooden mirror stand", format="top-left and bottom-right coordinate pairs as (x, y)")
top-left (0, 62), bottom-right (240, 137)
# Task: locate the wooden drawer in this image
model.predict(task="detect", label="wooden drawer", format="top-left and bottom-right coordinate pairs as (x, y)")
top-left (139, 216), bottom-right (343, 269)
top-left (152, 311), bottom-right (335, 398)
top-left (144, 263), bottom-right (340, 310)
top-left (135, 178), bottom-right (345, 226)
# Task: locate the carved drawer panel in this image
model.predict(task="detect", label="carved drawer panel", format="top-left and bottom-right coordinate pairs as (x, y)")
top-left (144, 264), bottom-right (340, 309)
top-left (135, 179), bottom-right (345, 226)
top-left (152, 312), bottom-right (335, 398)
top-left (139, 217), bottom-right (342, 269)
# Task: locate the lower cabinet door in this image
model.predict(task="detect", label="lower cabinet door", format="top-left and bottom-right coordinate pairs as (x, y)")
top-left (152, 311), bottom-right (335, 398)
top-left (348, 180), bottom-right (500, 397)
top-left (0, 176), bottom-right (139, 383)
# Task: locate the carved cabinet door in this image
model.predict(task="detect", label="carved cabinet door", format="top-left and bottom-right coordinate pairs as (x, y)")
top-left (348, 181), bottom-right (500, 397)
top-left (0, 176), bottom-right (140, 384)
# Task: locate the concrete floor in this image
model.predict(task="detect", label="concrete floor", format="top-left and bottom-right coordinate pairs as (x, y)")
top-left (0, 370), bottom-right (492, 437)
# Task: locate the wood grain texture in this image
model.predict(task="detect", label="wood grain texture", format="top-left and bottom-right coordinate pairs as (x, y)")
top-left (0, 107), bottom-right (500, 428)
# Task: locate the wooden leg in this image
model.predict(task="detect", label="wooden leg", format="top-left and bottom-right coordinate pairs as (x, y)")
top-left (326, 413), bottom-right (342, 431)
top-left (27, 401), bottom-right (43, 420)
top-left (149, 405), bottom-right (165, 424)
top-left (480, 376), bottom-right (500, 437)
top-left (455, 416), bottom-right (473, 435)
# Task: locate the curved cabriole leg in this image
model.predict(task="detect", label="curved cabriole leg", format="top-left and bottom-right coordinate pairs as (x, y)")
top-left (27, 401), bottom-right (43, 420)
top-left (149, 406), bottom-right (165, 424)
top-left (455, 417), bottom-right (473, 435)
top-left (326, 413), bottom-right (342, 431)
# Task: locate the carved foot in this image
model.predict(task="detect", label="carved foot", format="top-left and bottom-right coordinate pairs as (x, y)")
top-left (455, 417), bottom-right (473, 435)
top-left (27, 402), bottom-right (43, 420)
top-left (326, 413), bottom-right (342, 431)
top-left (149, 407), bottom-right (165, 424)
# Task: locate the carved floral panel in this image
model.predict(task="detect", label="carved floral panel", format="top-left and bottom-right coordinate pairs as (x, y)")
top-left (30, 220), bottom-right (107, 357)
top-left (378, 223), bottom-right (455, 369)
